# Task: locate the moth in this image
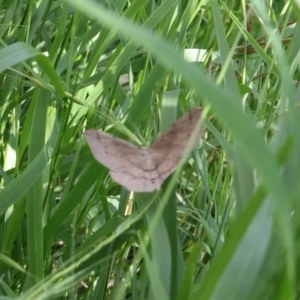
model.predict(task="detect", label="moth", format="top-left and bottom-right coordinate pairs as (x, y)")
top-left (84, 108), bottom-right (204, 192)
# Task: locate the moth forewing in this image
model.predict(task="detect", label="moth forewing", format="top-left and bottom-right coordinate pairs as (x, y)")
top-left (173, 109), bottom-right (203, 172)
top-left (180, 108), bottom-right (204, 162)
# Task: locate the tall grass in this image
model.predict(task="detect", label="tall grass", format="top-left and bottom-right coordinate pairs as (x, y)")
top-left (0, 0), bottom-right (299, 299)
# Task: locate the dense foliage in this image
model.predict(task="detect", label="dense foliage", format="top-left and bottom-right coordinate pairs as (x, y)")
top-left (0, 0), bottom-right (299, 299)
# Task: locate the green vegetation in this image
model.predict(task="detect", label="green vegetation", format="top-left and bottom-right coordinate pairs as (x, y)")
top-left (0, 0), bottom-right (299, 299)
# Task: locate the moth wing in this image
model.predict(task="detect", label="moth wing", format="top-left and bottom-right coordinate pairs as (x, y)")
top-left (84, 130), bottom-right (140, 171)
top-left (84, 130), bottom-right (161, 192)
top-left (149, 108), bottom-right (204, 180)
top-left (110, 170), bottom-right (162, 192)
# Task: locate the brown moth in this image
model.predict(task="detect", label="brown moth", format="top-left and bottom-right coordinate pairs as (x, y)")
top-left (84, 108), bottom-right (204, 192)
